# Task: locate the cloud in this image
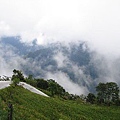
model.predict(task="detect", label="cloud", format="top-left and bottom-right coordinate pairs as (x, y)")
top-left (53, 52), bottom-right (69, 68)
top-left (0, 43), bottom-right (89, 95)
top-left (45, 71), bottom-right (89, 95)
top-left (0, 44), bottom-right (20, 76)
top-left (0, 21), bottom-right (12, 36)
top-left (52, 50), bottom-right (93, 94)
top-left (0, 0), bottom-right (120, 56)
top-left (89, 52), bottom-right (120, 86)
top-left (1, 0), bottom-right (120, 95)
top-left (1, 37), bottom-right (120, 95)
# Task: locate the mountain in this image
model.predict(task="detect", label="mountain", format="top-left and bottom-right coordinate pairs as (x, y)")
top-left (0, 36), bottom-right (39, 55)
top-left (1, 36), bottom-right (119, 94)
top-left (23, 41), bottom-right (98, 93)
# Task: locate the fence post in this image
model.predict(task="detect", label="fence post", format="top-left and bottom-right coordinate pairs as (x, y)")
top-left (8, 103), bottom-right (13, 120)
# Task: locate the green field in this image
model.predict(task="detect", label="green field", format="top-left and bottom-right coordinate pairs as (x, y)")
top-left (0, 86), bottom-right (120, 120)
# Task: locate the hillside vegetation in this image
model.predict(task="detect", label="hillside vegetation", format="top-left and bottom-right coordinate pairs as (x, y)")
top-left (0, 85), bottom-right (120, 120)
top-left (0, 70), bottom-right (120, 119)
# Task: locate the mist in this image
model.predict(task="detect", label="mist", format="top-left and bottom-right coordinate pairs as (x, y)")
top-left (0, 0), bottom-right (120, 95)
top-left (0, 0), bottom-right (120, 54)
top-left (1, 37), bottom-right (120, 95)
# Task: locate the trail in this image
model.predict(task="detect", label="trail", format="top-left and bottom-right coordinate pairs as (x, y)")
top-left (0, 81), bottom-right (49, 97)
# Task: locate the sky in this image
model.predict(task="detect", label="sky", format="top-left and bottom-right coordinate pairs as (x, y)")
top-left (0, 0), bottom-right (120, 56)
top-left (1, 0), bottom-right (120, 94)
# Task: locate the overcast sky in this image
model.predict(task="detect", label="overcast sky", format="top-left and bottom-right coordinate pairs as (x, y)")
top-left (0, 0), bottom-right (120, 56)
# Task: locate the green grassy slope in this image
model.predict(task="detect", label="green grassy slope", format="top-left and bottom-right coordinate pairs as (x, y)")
top-left (0, 86), bottom-right (120, 120)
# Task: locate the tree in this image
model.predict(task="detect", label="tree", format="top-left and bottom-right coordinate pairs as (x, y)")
top-left (12, 69), bottom-right (25, 82)
top-left (47, 79), bottom-right (57, 96)
top-left (11, 69), bottom-right (24, 86)
top-left (12, 78), bottom-right (20, 86)
top-left (106, 82), bottom-right (119, 104)
top-left (47, 79), bottom-right (65, 97)
top-left (86, 93), bottom-right (96, 104)
top-left (96, 83), bottom-right (106, 104)
top-left (96, 82), bottom-right (119, 105)
top-left (36, 79), bottom-right (49, 90)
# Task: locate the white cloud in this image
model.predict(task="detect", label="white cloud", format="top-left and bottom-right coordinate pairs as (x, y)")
top-left (1, 0), bottom-right (120, 94)
top-left (0, 21), bottom-right (12, 36)
top-left (53, 52), bottom-right (68, 68)
top-left (46, 71), bottom-right (89, 95)
top-left (0, 0), bottom-right (120, 56)
top-left (1, 0), bottom-right (120, 78)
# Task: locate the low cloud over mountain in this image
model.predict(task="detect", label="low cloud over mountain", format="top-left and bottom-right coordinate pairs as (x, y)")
top-left (1, 36), bottom-right (120, 95)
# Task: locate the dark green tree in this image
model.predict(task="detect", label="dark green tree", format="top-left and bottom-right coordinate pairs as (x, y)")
top-left (36, 79), bottom-right (49, 90)
top-left (11, 69), bottom-right (25, 86)
top-left (86, 93), bottom-right (96, 104)
top-left (96, 83), bottom-right (106, 104)
top-left (48, 79), bottom-right (57, 96)
top-left (12, 69), bottom-right (25, 82)
top-left (96, 82), bottom-right (119, 105)
top-left (106, 82), bottom-right (119, 104)
top-left (47, 79), bottom-right (65, 97)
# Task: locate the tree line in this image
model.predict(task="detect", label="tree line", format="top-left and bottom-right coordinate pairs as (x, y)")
top-left (86, 82), bottom-right (120, 106)
top-left (11, 69), bottom-right (67, 98)
top-left (1, 69), bottom-right (120, 106)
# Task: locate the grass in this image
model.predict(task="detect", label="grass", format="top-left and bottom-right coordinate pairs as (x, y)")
top-left (0, 85), bottom-right (120, 120)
